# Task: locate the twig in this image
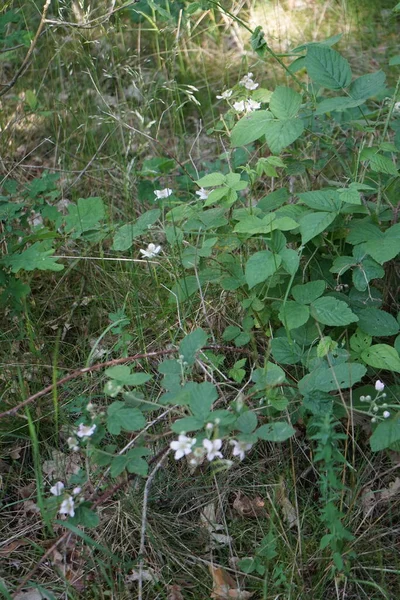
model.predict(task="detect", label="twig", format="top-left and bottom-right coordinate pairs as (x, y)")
top-left (138, 449), bottom-right (170, 600)
top-left (0, 0), bottom-right (52, 98)
top-left (0, 345), bottom-right (251, 419)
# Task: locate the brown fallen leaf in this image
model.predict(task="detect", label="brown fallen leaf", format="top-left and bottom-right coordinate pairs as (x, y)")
top-left (232, 492), bottom-right (267, 518)
top-left (361, 487), bottom-right (376, 518)
top-left (209, 565), bottom-right (253, 599)
top-left (167, 584), bottom-right (185, 600)
top-left (200, 503), bottom-right (232, 548)
top-left (0, 539), bottom-right (30, 557)
top-left (276, 478), bottom-right (298, 529)
top-left (42, 449), bottom-right (81, 480)
top-left (380, 477), bottom-right (400, 502)
top-left (361, 477), bottom-right (400, 517)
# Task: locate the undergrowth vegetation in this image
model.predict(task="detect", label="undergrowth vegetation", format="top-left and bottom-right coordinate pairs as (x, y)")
top-left (1, 1), bottom-right (400, 599)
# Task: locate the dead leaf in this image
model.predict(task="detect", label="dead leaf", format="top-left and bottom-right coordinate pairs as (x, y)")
top-left (14, 590), bottom-right (52, 600)
top-left (42, 449), bottom-right (81, 480)
top-left (125, 567), bottom-right (160, 584)
top-left (361, 487), bottom-right (376, 517)
top-left (361, 477), bottom-right (400, 516)
top-left (380, 477), bottom-right (400, 502)
top-left (23, 500), bottom-right (40, 515)
top-left (9, 445), bottom-right (23, 459)
top-left (167, 584), bottom-right (184, 600)
top-left (0, 539), bottom-right (30, 557)
top-left (232, 492), bottom-right (267, 518)
top-left (19, 482), bottom-right (36, 498)
top-left (209, 565), bottom-right (253, 599)
top-left (200, 503), bottom-right (232, 548)
top-left (276, 479), bottom-right (298, 529)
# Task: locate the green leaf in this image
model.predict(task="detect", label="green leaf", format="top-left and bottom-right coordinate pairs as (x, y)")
top-left (368, 153), bottom-right (398, 175)
top-left (171, 416), bottom-right (204, 433)
top-left (305, 45), bottom-right (352, 90)
top-left (256, 421), bottom-right (295, 442)
top-left (104, 365), bottom-right (152, 386)
top-left (362, 224), bottom-right (400, 264)
top-left (245, 250), bottom-right (281, 289)
top-left (357, 308), bottom-right (399, 337)
top-left (302, 392), bottom-right (333, 415)
top-left (370, 416), bottom-right (400, 452)
top-left (315, 96), bottom-right (365, 114)
top-left (299, 363), bottom-right (367, 394)
top-left (350, 329), bottom-right (372, 353)
top-left (264, 118), bottom-right (304, 154)
top-left (270, 337), bottom-right (303, 364)
top-left (179, 328), bottom-right (208, 365)
top-left (361, 344), bottom-right (400, 373)
top-left (310, 297), bottom-right (358, 326)
top-left (230, 110), bottom-right (273, 147)
top-left (112, 209), bottom-right (160, 251)
top-left (106, 402), bottom-right (146, 435)
top-left (292, 280), bottom-right (326, 305)
top-left (298, 189), bottom-right (341, 211)
top-left (236, 411), bottom-right (258, 433)
top-left (250, 25), bottom-right (267, 56)
top-left (71, 504), bottom-right (99, 528)
top-left (349, 70), bottom-right (386, 100)
top-left (234, 213), bottom-right (276, 234)
top-left (389, 55), bottom-right (400, 66)
top-left (189, 381), bottom-right (218, 420)
top-left (257, 188), bottom-right (289, 212)
top-left (196, 172), bottom-right (226, 187)
top-left (352, 257), bottom-right (385, 292)
top-left (64, 197), bottom-right (105, 237)
top-left (299, 212), bottom-right (336, 244)
top-left (279, 301), bottom-right (310, 329)
top-left (269, 86), bottom-right (302, 119)
top-left (279, 248), bottom-right (300, 275)
top-left (2, 241), bottom-right (64, 273)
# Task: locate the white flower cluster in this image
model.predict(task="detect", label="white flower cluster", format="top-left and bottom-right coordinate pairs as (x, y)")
top-left (239, 72), bottom-right (259, 91)
top-left (169, 434), bottom-right (253, 464)
top-left (361, 380), bottom-right (391, 422)
top-left (233, 99), bottom-right (261, 113)
top-left (50, 482), bottom-right (83, 518)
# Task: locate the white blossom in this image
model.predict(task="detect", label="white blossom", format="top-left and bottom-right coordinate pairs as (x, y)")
top-left (59, 495), bottom-right (75, 518)
top-left (50, 481), bottom-right (65, 496)
top-left (239, 72), bottom-right (259, 90)
top-left (375, 380), bottom-right (385, 392)
top-left (170, 434), bottom-right (196, 460)
top-left (216, 89), bottom-right (233, 100)
top-left (67, 436), bottom-right (79, 451)
top-left (76, 423), bottom-right (97, 438)
top-left (154, 188), bottom-right (173, 199)
top-left (196, 188), bottom-right (210, 200)
top-left (230, 440), bottom-right (253, 461)
top-left (246, 99), bottom-right (261, 111)
top-left (233, 100), bottom-right (246, 112)
top-left (233, 99), bottom-right (260, 113)
top-left (139, 243), bottom-right (162, 258)
top-left (203, 438), bottom-right (223, 461)
top-left (73, 487), bottom-right (82, 495)
top-left (383, 410), bottom-right (391, 419)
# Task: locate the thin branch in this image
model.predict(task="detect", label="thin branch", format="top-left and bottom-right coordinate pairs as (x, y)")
top-left (0, 0), bottom-right (51, 98)
top-left (138, 449), bottom-right (170, 600)
top-left (0, 345), bottom-right (251, 419)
